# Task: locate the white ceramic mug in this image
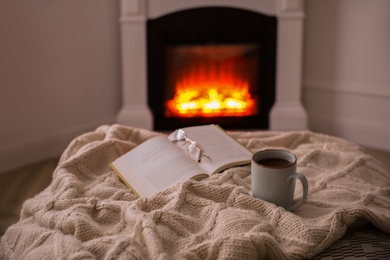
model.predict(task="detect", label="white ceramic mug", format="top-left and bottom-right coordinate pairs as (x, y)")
top-left (251, 149), bottom-right (308, 211)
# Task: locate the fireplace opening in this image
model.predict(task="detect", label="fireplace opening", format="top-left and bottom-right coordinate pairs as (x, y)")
top-left (165, 43), bottom-right (259, 118)
top-left (147, 7), bottom-right (276, 131)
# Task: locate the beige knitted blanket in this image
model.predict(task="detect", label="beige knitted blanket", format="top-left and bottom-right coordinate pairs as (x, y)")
top-left (1, 125), bottom-right (390, 259)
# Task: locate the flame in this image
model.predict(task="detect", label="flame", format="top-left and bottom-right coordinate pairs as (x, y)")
top-left (165, 67), bottom-right (256, 118)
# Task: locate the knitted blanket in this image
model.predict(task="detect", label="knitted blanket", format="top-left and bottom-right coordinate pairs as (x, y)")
top-left (1, 125), bottom-right (390, 259)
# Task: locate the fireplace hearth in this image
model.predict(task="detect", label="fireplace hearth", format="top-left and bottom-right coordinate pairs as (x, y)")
top-left (116, 0), bottom-right (308, 131)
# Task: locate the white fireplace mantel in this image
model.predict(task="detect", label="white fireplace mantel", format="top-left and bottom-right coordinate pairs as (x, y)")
top-left (116, 0), bottom-right (308, 130)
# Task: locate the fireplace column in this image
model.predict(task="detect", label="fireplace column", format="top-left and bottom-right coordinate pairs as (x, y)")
top-left (270, 0), bottom-right (308, 130)
top-left (116, 0), bottom-right (153, 129)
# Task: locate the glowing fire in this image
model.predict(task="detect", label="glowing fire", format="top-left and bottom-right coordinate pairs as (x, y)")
top-left (166, 69), bottom-right (256, 118)
top-left (165, 44), bottom-right (258, 118)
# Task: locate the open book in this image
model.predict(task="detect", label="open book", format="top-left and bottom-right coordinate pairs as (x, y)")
top-left (110, 124), bottom-right (253, 197)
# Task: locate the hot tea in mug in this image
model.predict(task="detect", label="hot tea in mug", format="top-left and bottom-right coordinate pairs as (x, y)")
top-left (251, 149), bottom-right (308, 211)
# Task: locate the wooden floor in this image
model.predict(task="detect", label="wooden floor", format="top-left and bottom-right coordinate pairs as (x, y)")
top-left (0, 157), bottom-right (59, 235)
top-left (0, 148), bottom-right (389, 236)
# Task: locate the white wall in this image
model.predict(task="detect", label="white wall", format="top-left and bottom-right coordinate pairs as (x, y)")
top-left (0, 1), bottom-right (121, 173)
top-left (303, 0), bottom-right (390, 152)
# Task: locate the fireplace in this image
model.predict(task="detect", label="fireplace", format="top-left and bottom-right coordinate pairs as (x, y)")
top-left (116, 0), bottom-right (308, 131)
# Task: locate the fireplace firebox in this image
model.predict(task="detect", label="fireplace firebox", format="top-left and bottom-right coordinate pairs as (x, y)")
top-left (147, 7), bottom-right (276, 130)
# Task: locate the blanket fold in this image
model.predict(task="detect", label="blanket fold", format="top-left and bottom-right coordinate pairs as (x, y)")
top-left (1, 125), bottom-right (390, 259)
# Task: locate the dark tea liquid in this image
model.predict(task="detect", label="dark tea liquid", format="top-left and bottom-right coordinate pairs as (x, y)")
top-left (257, 158), bottom-right (292, 167)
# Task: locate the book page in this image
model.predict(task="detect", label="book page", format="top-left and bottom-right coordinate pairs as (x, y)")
top-left (180, 124), bottom-right (253, 174)
top-left (111, 136), bottom-right (206, 197)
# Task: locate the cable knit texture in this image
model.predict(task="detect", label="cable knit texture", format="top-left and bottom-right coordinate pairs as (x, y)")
top-left (1, 124), bottom-right (390, 259)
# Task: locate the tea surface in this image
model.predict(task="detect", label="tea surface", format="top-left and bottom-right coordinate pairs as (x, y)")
top-left (257, 158), bottom-right (292, 167)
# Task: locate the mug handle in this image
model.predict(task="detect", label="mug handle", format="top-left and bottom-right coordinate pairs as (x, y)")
top-left (286, 173), bottom-right (308, 211)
